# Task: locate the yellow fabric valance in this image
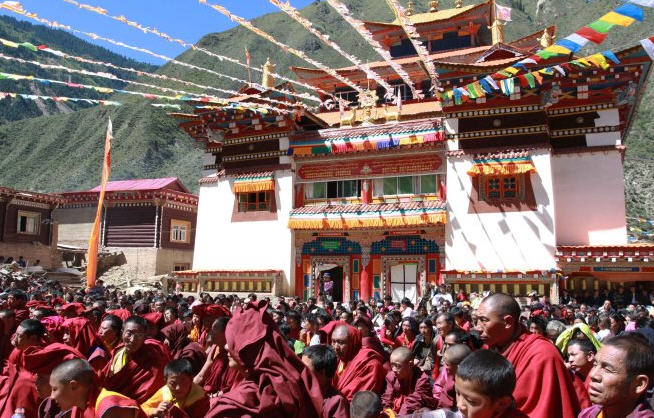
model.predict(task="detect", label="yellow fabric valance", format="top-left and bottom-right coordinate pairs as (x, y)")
top-left (467, 158), bottom-right (536, 177)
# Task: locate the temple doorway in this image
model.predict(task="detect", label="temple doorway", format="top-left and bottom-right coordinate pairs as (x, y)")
top-left (390, 263), bottom-right (418, 304)
top-left (316, 263), bottom-right (344, 302)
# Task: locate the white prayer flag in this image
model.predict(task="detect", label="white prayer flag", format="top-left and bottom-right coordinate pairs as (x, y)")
top-left (628, 0), bottom-right (654, 8)
top-left (495, 4), bottom-right (512, 21)
top-left (641, 38), bottom-right (654, 61)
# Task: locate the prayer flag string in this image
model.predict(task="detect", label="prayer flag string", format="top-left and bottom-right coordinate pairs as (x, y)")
top-left (324, 0), bottom-right (419, 99)
top-left (54, 0), bottom-right (329, 101)
top-left (196, 0), bottom-right (366, 98)
top-left (266, 0), bottom-right (396, 101)
top-left (384, 0), bottom-right (439, 96)
top-left (0, 2), bottom-right (319, 111)
top-left (0, 90), bottom-right (121, 106)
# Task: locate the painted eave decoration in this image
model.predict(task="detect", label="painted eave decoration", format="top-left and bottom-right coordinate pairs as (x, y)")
top-left (466, 156), bottom-right (536, 177)
top-left (232, 171), bottom-right (275, 193)
top-left (288, 200), bottom-right (446, 230)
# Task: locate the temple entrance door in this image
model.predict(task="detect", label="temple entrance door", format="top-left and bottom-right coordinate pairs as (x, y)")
top-left (324, 266), bottom-right (344, 302)
top-left (390, 263), bottom-right (417, 304)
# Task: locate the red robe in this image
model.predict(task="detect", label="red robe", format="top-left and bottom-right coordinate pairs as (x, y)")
top-left (322, 387), bottom-right (349, 418)
top-left (381, 367), bottom-right (436, 415)
top-left (570, 370), bottom-right (592, 411)
top-left (202, 346), bottom-right (243, 395)
top-left (432, 365), bottom-right (455, 409)
top-left (502, 330), bottom-right (580, 418)
top-left (322, 322), bottom-right (385, 401)
top-left (94, 389), bottom-right (147, 418)
top-left (0, 362), bottom-right (39, 418)
top-left (99, 339), bottom-right (171, 404)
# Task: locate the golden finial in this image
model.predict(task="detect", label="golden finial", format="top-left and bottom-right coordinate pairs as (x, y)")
top-left (488, 20), bottom-right (504, 44)
top-left (262, 57), bottom-right (275, 88)
top-left (406, 1), bottom-right (414, 15)
top-left (539, 28), bottom-right (554, 48)
top-left (455, 0), bottom-right (463, 8)
top-left (429, 0), bottom-right (438, 12)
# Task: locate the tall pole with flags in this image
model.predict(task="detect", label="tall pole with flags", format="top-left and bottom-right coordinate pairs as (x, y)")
top-left (86, 118), bottom-right (112, 289)
top-left (245, 47), bottom-right (252, 83)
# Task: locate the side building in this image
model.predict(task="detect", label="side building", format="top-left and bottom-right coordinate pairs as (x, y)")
top-left (55, 177), bottom-right (198, 280)
top-left (0, 186), bottom-right (63, 268)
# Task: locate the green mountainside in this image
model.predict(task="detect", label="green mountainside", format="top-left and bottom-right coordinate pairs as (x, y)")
top-left (0, 0), bottom-right (652, 235)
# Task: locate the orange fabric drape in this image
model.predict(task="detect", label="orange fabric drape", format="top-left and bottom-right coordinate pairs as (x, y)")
top-left (86, 119), bottom-right (112, 289)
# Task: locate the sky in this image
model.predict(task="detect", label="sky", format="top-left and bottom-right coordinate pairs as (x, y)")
top-left (0, 0), bottom-right (316, 65)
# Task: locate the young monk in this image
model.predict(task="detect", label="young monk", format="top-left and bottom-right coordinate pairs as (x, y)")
top-left (302, 345), bottom-right (349, 418)
top-left (381, 346), bottom-right (436, 414)
top-left (350, 391), bottom-right (382, 418)
top-left (433, 344), bottom-right (472, 409)
top-left (455, 349), bottom-right (528, 418)
top-left (142, 359), bottom-right (210, 418)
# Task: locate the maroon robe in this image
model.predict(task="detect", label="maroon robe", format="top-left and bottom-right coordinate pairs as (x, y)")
top-left (0, 362), bottom-right (39, 418)
top-left (321, 321), bottom-right (385, 401)
top-left (432, 365), bottom-right (455, 409)
top-left (322, 387), bottom-right (349, 418)
top-left (381, 367), bottom-right (436, 415)
top-left (99, 338), bottom-right (171, 404)
top-left (61, 317), bottom-right (102, 358)
top-left (161, 323), bottom-right (206, 376)
top-left (202, 346), bottom-right (243, 395)
top-left (570, 370), bottom-right (591, 411)
top-left (207, 301), bottom-right (323, 417)
top-left (503, 329), bottom-right (580, 418)
top-left (578, 401), bottom-right (654, 418)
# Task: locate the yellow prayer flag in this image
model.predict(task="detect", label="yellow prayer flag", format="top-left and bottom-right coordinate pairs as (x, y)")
top-left (599, 11), bottom-right (635, 27)
top-left (545, 45), bottom-right (572, 55)
top-left (588, 53), bottom-right (609, 69)
top-left (0, 38), bottom-right (19, 48)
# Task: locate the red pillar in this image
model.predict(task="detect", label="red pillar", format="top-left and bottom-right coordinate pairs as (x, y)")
top-left (362, 180), bottom-right (372, 204)
top-left (360, 258), bottom-right (372, 301)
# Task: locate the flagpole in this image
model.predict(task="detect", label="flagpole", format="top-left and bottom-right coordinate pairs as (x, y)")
top-left (86, 118), bottom-right (112, 290)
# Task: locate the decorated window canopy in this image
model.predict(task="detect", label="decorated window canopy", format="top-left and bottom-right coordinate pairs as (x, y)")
top-left (288, 200), bottom-right (446, 230)
top-left (232, 171), bottom-right (275, 193)
top-left (467, 156), bottom-right (536, 177)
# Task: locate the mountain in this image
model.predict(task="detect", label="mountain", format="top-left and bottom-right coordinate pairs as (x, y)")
top-left (0, 0), bottom-right (651, 236)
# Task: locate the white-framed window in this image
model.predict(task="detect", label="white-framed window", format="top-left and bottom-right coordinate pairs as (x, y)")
top-left (17, 210), bottom-right (40, 235)
top-left (373, 174), bottom-right (438, 197)
top-left (304, 180), bottom-right (361, 200)
top-left (170, 219), bottom-right (191, 243)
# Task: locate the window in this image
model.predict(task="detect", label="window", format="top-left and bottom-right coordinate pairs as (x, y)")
top-left (170, 219), bottom-right (191, 243)
top-left (374, 175), bottom-right (438, 196)
top-left (305, 180), bottom-right (360, 200)
top-left (238, 191), bottom-right (271, 212)
top-left (17, 211), bottom-right (39, 235)
top-left (484, 175), bottom-right (521, 201)
top-left (174, 263), bottom-right (190, 271)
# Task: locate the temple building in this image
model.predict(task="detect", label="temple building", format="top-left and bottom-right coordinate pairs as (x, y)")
top-left (171, 0), bottom-right (652, 302)
top-left (55, 178), bottom-right (198, 280)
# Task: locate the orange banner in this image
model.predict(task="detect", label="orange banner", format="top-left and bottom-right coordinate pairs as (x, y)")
top-left (86, 118), bottom-right (112, 289)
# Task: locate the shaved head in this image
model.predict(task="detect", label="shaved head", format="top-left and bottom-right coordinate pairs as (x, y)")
top-left (444, 344), bottom-right (472, 366)
top-left (51, 359), bottom-right (93, 387)
top-left (483, 293), bottom-right (521, 320)
top-left (332, 324), bottom-right (349, 340)
top-left (390, 346), bottom-right (413, 363)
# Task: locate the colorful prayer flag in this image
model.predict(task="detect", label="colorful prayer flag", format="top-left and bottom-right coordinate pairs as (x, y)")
top-left (613, 3), bottom-right (644, 21)
top-left (599, 11), bottom-right (636, 27)
top-left (495, 3), bottom-right (512, 21)
top-left (602, 50), bottom-right (620, 64)
top-left (577, 26), bottom-right (609, 44)
top-left (627, 0), bottom-right (654, 7)
top-left (641, 37), bottom-right (654, 60)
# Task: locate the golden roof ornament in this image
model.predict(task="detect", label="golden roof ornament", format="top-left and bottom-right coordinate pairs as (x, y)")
top-left (539, 28), bottom-right (554, 48)
top-left (262, 57), bottom-right (275, 89)
top-left (489, 20), bottom-right (504, 44)
top-left (406, 1), bottom-right (414, 16)
top-left (455, 0), bottom-right (463, 8)
top-left (359, 89), bottom-right (379, 126)
top-left (429, 0), bottom-right (438, 12)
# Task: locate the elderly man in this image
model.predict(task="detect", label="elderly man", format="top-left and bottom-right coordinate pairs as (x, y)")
top-left (100, 316), bottom-right (171, 403)
top-left (475, 293), bottom-right (580, 418)
top-left (580, 334), bottom-right (654, 417)
top-left (381, 346), bottom-right (435, 415)
top-left (325, 322), bottom-right (385, 400)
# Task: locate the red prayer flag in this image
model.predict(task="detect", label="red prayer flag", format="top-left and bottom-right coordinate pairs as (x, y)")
top-left (86, 118), bottom-right (112, 289)
top-left (576, 27), bottom-right (608, 44)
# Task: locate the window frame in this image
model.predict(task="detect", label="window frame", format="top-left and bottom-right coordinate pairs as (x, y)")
top-left (170, 219), bottom-right (191, 243)
top-left (374, 174), bottom-right (439, 197)
top-left (237, 191), bottom-right (272, 212)
top-left (17, 210), bottom-right (40, 235)
top-left (481, 174), bottom-right (524, 202)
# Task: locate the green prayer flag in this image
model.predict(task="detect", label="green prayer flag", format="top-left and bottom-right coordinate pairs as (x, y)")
top-left (524, 73), bottom-right (536, 88)
top-left (19, 42), bottom-right (37, 52)
top-left (587, 20), bottom-right (614, 33)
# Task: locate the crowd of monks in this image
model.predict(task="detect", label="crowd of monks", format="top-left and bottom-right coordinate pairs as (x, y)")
top-left (0, 282), bottom-right (653, 418)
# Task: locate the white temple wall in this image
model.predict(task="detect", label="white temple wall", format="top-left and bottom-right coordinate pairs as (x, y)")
top-left (445, 149), bottom-right (557, 272)
top-left (192, 170), bottom-right (294, 291)
top-left (551, 150), bottom-right (627, 246)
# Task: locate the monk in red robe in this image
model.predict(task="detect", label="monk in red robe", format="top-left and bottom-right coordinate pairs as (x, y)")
top-left (207, 300), bottom-right (323, 417)
top-left (62, 317), bottom-right (103, 359)
top-left (191, 304), bottom-right (230, 348)
top-left (475, 293), bottom-right (580, 418)
top-left (322, 321), bottom-right (385, 401)
top-left (381, 347), bottom-right (435, 415)
top-left (0, 361), bottom-right (39, 418)
top-left (566, 338), bottom-right (595, 411)
top-left (161, 323), bottom-right (206, 376)
top-left (302, 345), bottom-right (349, 418)
top-left (432, 344), bottom-right (471, 409)
top-left (100, 316), bottom-right (171, 404)
top-left (7, 291), bottom-right (29, 326)
top-left (8, 318), bottom-right (46, 369)
top-left (195, 317), bottom-right (242, 396)
top-left (22, 343), bottom-right (86, 418)
top-left (92, 314), bottom-right (123, 373)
